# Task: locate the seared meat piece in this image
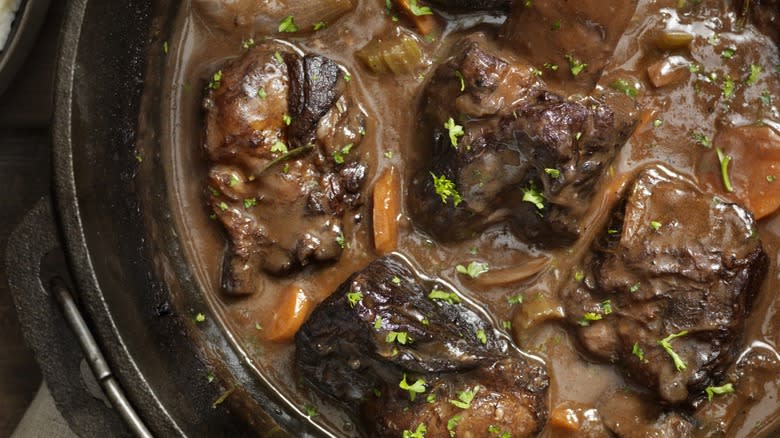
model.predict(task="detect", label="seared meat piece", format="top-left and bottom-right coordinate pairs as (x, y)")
top-left (562, 166), bottom-right (767, 404)
top-left (203, 43), bottom-right (367, 293)
top-left (427, 0), bottom-right (511, 13)
top-left (598, 391), bottom-right (696, 437)
top-left (408, 36), bottom-right (638, 246)
top-left (741, 0), bottom-right (779, 45)
top-left (499, 0), bottom-right (638, 93)
top-left (295, 255), bottom-right (549, 437)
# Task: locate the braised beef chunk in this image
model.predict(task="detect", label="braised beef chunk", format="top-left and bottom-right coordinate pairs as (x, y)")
top-left (427, 0), bottom-right (511, 12)
top-left (203, 44), bottom-right (367, 293)
top-left (499, 0), bottom-right (638, 92)
top-left (408, 37), bottom-right (638, 245)
top-left (598, 391), bottom-right (696, 437)
top-left (562, 167), bottom-right (767, 404)
top-left (295, 255), bottom-right (549, 437)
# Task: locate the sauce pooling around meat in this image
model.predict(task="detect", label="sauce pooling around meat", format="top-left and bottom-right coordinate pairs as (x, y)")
top-left (163, 0), bottom-right (780, 436)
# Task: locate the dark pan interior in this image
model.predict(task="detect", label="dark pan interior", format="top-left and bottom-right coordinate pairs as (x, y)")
top-left (52, 0), bottom-right (319, 435)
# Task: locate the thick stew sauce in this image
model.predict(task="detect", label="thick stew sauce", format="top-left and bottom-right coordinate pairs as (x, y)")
top-left (167, 0), bottom-right (780, 436)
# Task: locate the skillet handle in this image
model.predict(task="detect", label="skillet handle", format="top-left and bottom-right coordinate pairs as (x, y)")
top-left (6, 197), bottom-right (151, 438)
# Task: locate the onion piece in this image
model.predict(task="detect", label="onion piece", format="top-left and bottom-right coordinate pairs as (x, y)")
top-left (474, 256), bottom-right (550, 287)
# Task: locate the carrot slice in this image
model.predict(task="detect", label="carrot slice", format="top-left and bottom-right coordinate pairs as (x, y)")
top-left (395, 0), bottom-right (438, 36)
top-left (373, 166), bottom-right (401, 255)
top-left (264, 284), bottom-right (312, 342)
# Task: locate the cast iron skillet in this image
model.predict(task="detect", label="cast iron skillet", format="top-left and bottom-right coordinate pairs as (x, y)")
top-left (52, 0), bottom-right (321, 436)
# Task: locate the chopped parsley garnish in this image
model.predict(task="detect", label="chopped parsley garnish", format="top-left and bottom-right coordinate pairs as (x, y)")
top-left (241, 38), bottom-right (255, 49)
top-left (229, 174), bottom-right (240, 187)
top-left (336, 232), bottom-right (347, 249)
top-left (544, 168), bottom-right (561, 178)
top-left (346, 291), bottom-right (363, 307)
top-left (475, 329), bottom-right (487, 345)
top-left (722, 76), bottom-right (735, 99)
top-left (313, 21), bottom-right (327, 31)
top-left (720, 47), bottom-right (736, 59)
top-left (544, 62), bottom-right (559, 72)
top-left (629, 282), bottom-right (641, 293)
top-left (402, 423), bottom-right (427, 438)
top-left (522, 185), bottom-right (545, 210)
top-left (207, 70), bottom-right (223, 90)
top-left (761, 90), bottom-right (772, 107)
top-left (488, 425), bottom-right (512, 438)
top-left (449, 386), bottom-right (480, 409)
top-left (304, 405), bottom-right (318, 417)
top-left (399, 374), bottom-right (426, 401)
top-left (426, 392), bottom-right (436, 403)
top-left (255, 322), bottom-right (262, 330)
top-left (195, 313), bottom-right (206, 323)
top-left (551, 20), bottom-right (561, 31)
top-left (767, 175), bottom-right (777, 183)
top-left (257, 88), bottom-right (267, 99)
top-left (502, 320), bottom-right (512, 330)
top-left (574, 270), bottom-right (585, 282)
top-left (691, 131), bottom-right (712, 147)
top-left (344, 73), bottom-right (352, 82)
top-left (456, 261), bottom-right (489, 279)
top-left (278, 15), bottom-right (299, 33)
top-left (746, 64), bottom-right (762, 85)
top-left (332, 143), bottom-right (354, 164)
top-left (392, 276), bottom-right (402, 285)
top-left (508, 294), bottom-right (524, 305)
top-left (162, 41), bottom-right (169, 54)
top-left (430, 172), bottom-right (463, 206)
top-left (243, 198), bottom-right (257, 209)
top-left (454, 71), bottom-right (465, 92)
top-left (374, 316), bottom-right (383, 330)
top-left (601, 300), bottom-right (613, 315)
top-left (565, 54), bottom-right (588, 77)
top-left (530, 67), bottom-right (543, 77)
top-left (706, 383), bottom-right (734, 401)
top-left (283, 114), bottom-right (292, 126)
top-left (384, 150), bottom-right (393, 159)
top-left (444, 118), bottom-right (465, 148)
top-left (716, 147), bottom-right (734, 192)
top-left (650, 220), bottom-right (662, 231)
top-left (653, 119), bottom-right (664, 128)
top-left (409, 0), bottom-right (433, 15)
top-left (428, 288), bottom-right (461, 304)
top-left (632, 342), bottom-right (645, 361)
top-left (271, 141), bottom-right (288, 154)
top-left (274, 51), bottom-right (284, 64)
top-left (579, 312), bottom-right (603, 326)
top-left (610, 78), bottom-right (639, 97)
top-left (658, 330), bottom-right (688, 371)
top-left (447, 415), bottom-right (462, 436)
top-left (386, 330), bottom-right (410, 345)
top-left (218, 201), bottom-right (229, 211)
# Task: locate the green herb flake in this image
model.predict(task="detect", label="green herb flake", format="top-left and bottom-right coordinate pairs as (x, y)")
top-left (271, 141), bottom-right (288, 154)
top-left (574, 270), bottom-right (585, 282)
top-left (229, 174), bottom-right (240, 187)
top-left (274, 51), bottom-right (284, 64)
top-left (721, 47), bottom-right (736, 59)
top-left (716, 147), bottom-right (734, 192)
top-left (386, 330), bottom-right (410, 345)
top-left (430, 172), bottom-right (463, 206)
top-left (565, 54), bottom-right (588, 77)
top-left (455, 261), bottom-right (489, 279)
top-left (629, 282), bottom-right (641, 293)
top-left (722, 76), bottom-right (735, 99)
top-left (346, 291), bottom-right (363, 308)
top-left (399, 374), bottom-right (427, 401)
top-left (333, 143), bottom-right (354, 164)
top-left (241, 38), bottom-right (256, 49)
top-left (447, 415), bottom-right (463, 436)
top-left (195, 313), bottom-right (206, 323)
top-left (746, 64), bottom-right (762, 85)
top-left (544, 62), bottom-right (559, 72)
top-left (426, 392), bottom-right (436, 403)
top-left (706, 383), bottom-right (734, 401)
top-left (373, 316), bottom-right (383, 330)
top-left (449, 386), bottom-right (480, 409)
top-left (255, 322), bottom-right (262, 330)
top-left (691, 131), bottom-right (712, 147)
top-left (428, 288), bottom-right (461, 304)
top-left (208, 70), bottom-right (223, 90)
top-left (278, 15), bottom-right (299, 33)
top-left (206, 372), bottom-right (215, 383)
top-left (409, 0), bottom-right (433, 15)
top-left (218, 201), bottom-right (229, 211)
top-left (767, 175), bottom-right (777, 183)
top-left (601, 300), bottom-right (613, 315)
top-left (313, 21), bottom-right (327, 31)
top-left (650, 220), bottom-right (662, 231)
top-left (488, 425), bottom-right (512, 438)
top-left (162, 41), bottom-right (169, 54)
top-left (392, 276), bottom-right (402, 285)
top-left (632, 342), bottom-right (645, 361)
top-left (544, 168), bottom-right (561, 178)
top-left (530, 67), bottom-right (543, 77)
top-left (283, 114), bottom-right (292, 126)
top-left (384, 150), bottom-right (393, 159)
top-left (475, 329), bottom-right (487, 345)
top-left (257, 88), bottom-right (267, 99)
top-left (522, 186), bottom-right (545, 210)
top-left (336, 232), bottom-right (347, 249)
top-left (502, 320), bottom-right (512, 330)
top-left (551, 20), bottom-right (561, 31)
top-left (508, 294), bottom-right (524, 305)
top-left (653, 119), bottom-right (664, 128)
top-left (402, 423), bottom-right (427, 438)
top-left (658, 330), bottom-right (689, 371)
top-left (455, 71), bottom-right (465, 92)
top-left (760, 90), bottom-right (772, 107)
top-left (610, 78), bottom-right (639, 97)
top-left (444, 117), bottom-right (465, 148)
top-left (243, 198), bottom-right (257, 209)
top-left (304, 405), bottom-right (318, 417)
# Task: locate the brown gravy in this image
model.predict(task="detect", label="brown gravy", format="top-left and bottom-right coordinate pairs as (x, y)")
top-left (161, 0), bottom-right (780, 436)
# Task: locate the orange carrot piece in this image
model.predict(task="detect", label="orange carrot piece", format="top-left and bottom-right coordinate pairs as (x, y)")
top-left (264, 284), bottom-right (312, 342)
top-left (395, 0), bottom-right (438, 36)
top-left (373, 166), bottom-right (401, 255)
